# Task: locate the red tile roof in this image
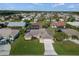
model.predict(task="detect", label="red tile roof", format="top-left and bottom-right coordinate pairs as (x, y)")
top-left (51, 21), bottom-right (65, 27)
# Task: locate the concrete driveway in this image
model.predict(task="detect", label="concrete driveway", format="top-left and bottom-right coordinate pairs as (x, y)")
top-left (44, 39), bottom-right (57, 56)
top-left (0, 43), bottom-right (11, 55)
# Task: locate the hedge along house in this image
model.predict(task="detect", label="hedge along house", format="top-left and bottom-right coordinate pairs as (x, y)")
top-left (0, 28), bottom-right (19, 43)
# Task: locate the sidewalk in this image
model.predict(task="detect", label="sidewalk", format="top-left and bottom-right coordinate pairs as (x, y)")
top-left (0, 43), bottom-right (11, 55)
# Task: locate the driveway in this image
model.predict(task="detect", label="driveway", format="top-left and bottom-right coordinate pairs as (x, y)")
top-left (0, 43), bottom-right (11, 55)
top-left (44, 39), bottom-right (57, 56)
top-left (39, 29), bottom-right (57, 55)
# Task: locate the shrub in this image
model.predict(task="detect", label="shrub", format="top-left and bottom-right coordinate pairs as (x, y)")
top-left (54, 32), bottom-right (68, 41)
top-left (72, 35), bottom-right (79, 40)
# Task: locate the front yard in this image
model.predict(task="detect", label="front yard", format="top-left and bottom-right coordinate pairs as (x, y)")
top-left (54, 41), bottom-right (79, 55)
top-left (48, 27), bottom-right (79, 55)
top-left (10, 29), bottom-right (44, 55)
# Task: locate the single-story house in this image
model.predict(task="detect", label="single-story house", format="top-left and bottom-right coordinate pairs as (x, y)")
top-left (50, 21), bottom-right (65, 28)
top-left (24, 29), bottom-right (39, 40)
top-left (24, 29), bottom-right (53, 43)
top-left (0, 28), bottom-right (19, 41)
top-left (22, 17), bottom-right (32, 21)
top-left (0, 22), bottom-right (8, 27)
top-left (7, 22), bottom-right (26, 27)
top-left (72, 15), bottom-right (79, 21)
top-left (67, 22), bottom-right (79, 27)
top-left (24, 33), bottom-right (32, 40)
top-left (30, 23), bottom-right (41, 29)
top-left (61, 29), bottom-right (79, 39)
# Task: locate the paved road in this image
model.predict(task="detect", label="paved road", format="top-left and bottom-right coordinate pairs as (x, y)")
top-left (0, 43), bottom-right (11, 55)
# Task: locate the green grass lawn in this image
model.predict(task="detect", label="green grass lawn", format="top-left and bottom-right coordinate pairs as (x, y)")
top-left (54, 41), bottom-right (79, 55)
top-left (0, 19), bottom-right (21, 22)
top-left (10, 30), bottom-right (44, 55)
top-left (47, 27), bottom-right (68, 41)
top-left (54, 31), bottom-right (68, 41)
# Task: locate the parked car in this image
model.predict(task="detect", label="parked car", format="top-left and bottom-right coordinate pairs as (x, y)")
top-left (0, 38), bottom-right (8, 45)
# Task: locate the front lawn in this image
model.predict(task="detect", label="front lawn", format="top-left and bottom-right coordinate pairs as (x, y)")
top-left (10, 29), bottom-right (44, 55)
top-left (54, 41), bottom-right (79, 55)
top-left (54, 31), bottom-right (68, 41)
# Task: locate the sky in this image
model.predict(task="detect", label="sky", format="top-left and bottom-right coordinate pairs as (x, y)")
top-left (0, 3), bottom-right (79, 11)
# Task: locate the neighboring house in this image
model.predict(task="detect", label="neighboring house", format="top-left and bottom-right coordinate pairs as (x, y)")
top-left (58, 13), bottom-right (70, 20)
top-left (7, 22), bottom-right (26, 27)
top-left (72, 15), bottom-right (79, 22)
top-left (0, 28), bottom-right (19, 43)
top-left (61, 29), bottom-right (79, 39)
top-left (50, 21), bottom-right (65, 28)
top-left (0, 22), bottom-right (8, 27)
top-left (67, 22), bottom-right (79, 27)
top-left (59, 18), bottom-right (64, 21)
top-left (22, 17), bottom-right (32, 21)
top-left (30, 23), bottom-right (41, 29)
top-left (33, 18), bottom-right (38, 23)
top-left (0, 16), bottom-right (5, 20)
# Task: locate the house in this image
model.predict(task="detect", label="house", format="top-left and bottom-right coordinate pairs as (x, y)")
top-left (0, 16), bottom-right (5, 20)
top-left (24, 33), bottom-right (32, 40)
top-left (72, 15), bottom-right (79, 21)
top-left (59, 18), bottom-right (64, 21)
top-left (22, 16), bottom-right (32, 21)
top-left (30, 23), bottom-right (41, 29)
top-left (61, 29), bottom-right (79, 39)
top-left (34, 18), bottom-right (38, 23)
top-left (67, 22), bottom-right (79, 27)
top-left (24, 29), bottom-right (39, 40)
top-left (24, 29), bottom-right (53, 43)
top-left (0, 22), bottom-right (8, 27)
top-left (50, 21), bottom-right (65, 28)
top-left (7, 22), bottom-right (26, 27)
top-left (0, 28), bottom-right (19, 41)
top-left (57, 13), bottom-right (70, 20)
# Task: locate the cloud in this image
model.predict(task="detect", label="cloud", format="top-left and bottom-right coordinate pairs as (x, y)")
top-left (56, 3), bottom-right (65, 5)
top-left (31, 3), bottom-right (44, 6)
top-left (52, 3), bottom-right (65, 8)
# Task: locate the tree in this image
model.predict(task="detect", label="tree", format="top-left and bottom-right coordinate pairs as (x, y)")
top-left (42, 22), bottom-right (50, 28)
top-left (67, 16), bottom-right (75, 22)
top-left (54, 32), bottom-right (68, 41)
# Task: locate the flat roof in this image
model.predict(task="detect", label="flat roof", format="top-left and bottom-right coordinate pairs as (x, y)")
top-left (7, 22), bottom-right (26, 27)
top-left (67, 22), bottom-right (79, 27)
